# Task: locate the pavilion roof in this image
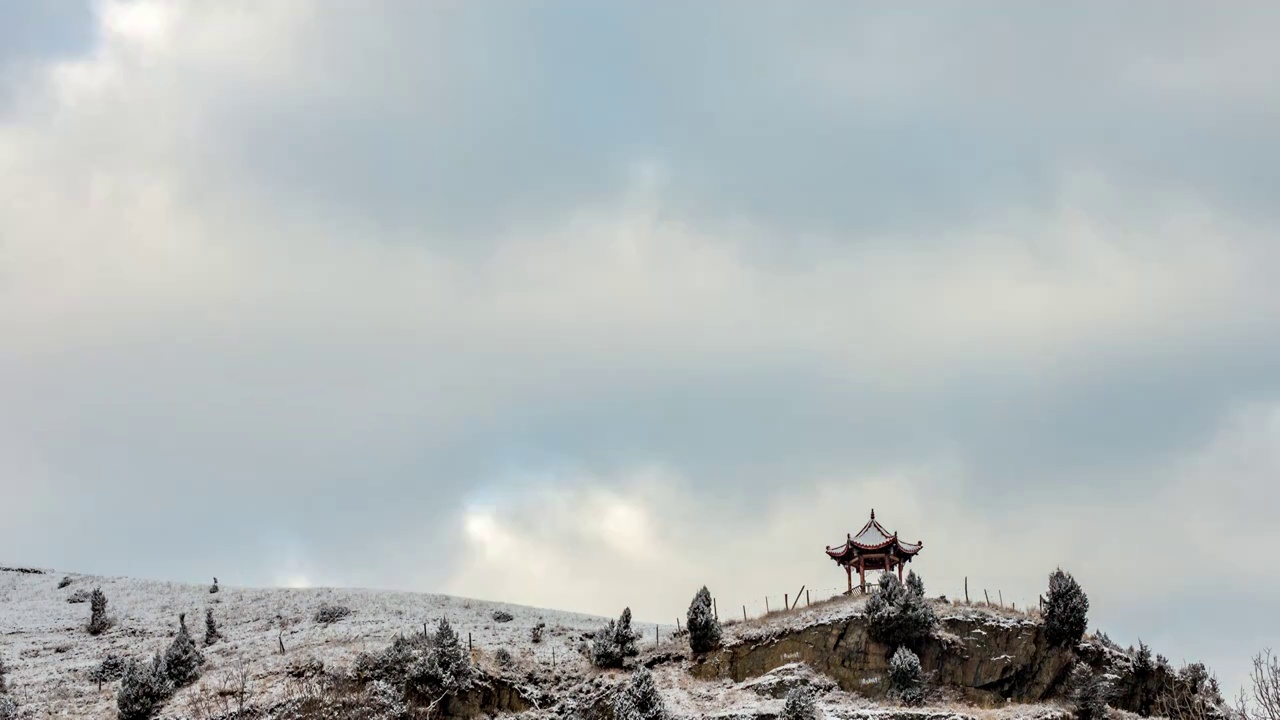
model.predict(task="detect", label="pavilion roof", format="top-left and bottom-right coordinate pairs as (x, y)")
top-left (825, 509), bottom-right (922, 560)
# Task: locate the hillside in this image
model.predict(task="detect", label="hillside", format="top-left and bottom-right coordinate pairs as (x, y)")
top-left (0, 565), bottom-right (1224, 720)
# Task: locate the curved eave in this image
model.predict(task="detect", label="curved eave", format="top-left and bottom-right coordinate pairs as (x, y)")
top-left (826, 540), bottom-right (923, 564)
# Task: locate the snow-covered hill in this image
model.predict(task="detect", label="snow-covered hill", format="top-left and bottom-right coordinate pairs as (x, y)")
top-left (0, 565), bottom-right (632, 717)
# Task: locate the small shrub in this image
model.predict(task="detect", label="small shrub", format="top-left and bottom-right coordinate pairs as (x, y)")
top-left (491, 610), bottom-right (514, 623)
top-left (780, 685), bottom-right (818, 720)
top-left (495, 647), bottom-right (513, 667)
top-left (866, 573), bottom-right (937, 649)
top-left (162, 614), bottom-right (204, 688)
top-left (1069, 663), bottom-right (1110, 720)
top-left (614, 666), bottom-right (666, 720)
top-left (90, 653), bottom-right (127, 684)
top-left (208, 577), bottom-right (219, 594)
top-left (353, 629), bottom-right (434, 686)
top-left (117, 654), bottom-right (173, 720)
top-left (58, 576), bottom-right (73, 589)
top-left (203, 608), bottom-right (220, 646)
top-left (0, 653), bottom-right (14, 719)
top-left (888, 646), bottom-right (924, 705)
top-left (314, 604), bottom-right (353, 624)
top-left (88, 588), bottom-right (111, 635)
top-left (67, 588), bottom-right (90, 604)
top-left (686, 586), bottom-right (722, 654)
top-left (1045, 569), bottom-right (1089, 649)
top-left (531, 621), bottom-right (546, 644)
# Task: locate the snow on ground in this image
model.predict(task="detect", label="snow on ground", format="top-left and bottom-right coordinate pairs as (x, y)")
top-left (719, 594), bottom-right (870, 646)
top-left (0, 566), bottom-right (671, 718)
top-left (719, 592), bottom-right (1041, 648)
top-left (1, 566), bottom-right (1068, 720)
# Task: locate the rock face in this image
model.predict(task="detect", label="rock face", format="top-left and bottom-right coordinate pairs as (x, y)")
top-left (689, 609), bottom-right (1076, 704)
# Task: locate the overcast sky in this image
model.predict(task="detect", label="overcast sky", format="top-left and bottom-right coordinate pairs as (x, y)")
top-left (3, 0), bottom-right (1278, 697)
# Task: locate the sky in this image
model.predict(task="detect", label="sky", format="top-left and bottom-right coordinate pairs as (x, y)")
top-left (2, 0), bottom-right (1278, 698)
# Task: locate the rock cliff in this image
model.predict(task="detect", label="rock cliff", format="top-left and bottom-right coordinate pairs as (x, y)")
top-left (688, 605), bottom-right (1077, 704)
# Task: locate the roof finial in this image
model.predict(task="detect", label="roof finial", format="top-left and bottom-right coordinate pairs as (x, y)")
top-left (870, 508), bottom-right (875, 520)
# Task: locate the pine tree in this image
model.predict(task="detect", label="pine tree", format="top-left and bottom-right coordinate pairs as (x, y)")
top-left (88, 587), bottom-right (111, 635)
top-left (686, 586), bottom-right (722, 654)
top-left (866, 573), bottom-right (937, 649)
top-left (888, 646), bottom-right (924, 705)
top-left (614, 608), bottom-right (640, 659)
top-left (203, 608), bottom-right (220, 647)
top-left (1069, 663), bottom-right (1110, 720)
top-left (614, 666), bottom-right (666, 720)
top-left (1044, 569), bottom-right (1089, 649)
top-left (781, 685), bottom-right (818, 720)
top-left (429, 617), bottom-right (473, 692)
top-left (162, 614), bottom-right (204, 688)
top-left (592, 619), bottom-right (623, 668)
top-left (905, 570), bottom-right (926, 599)
top-left (117, 654), bottom-right (173, 720)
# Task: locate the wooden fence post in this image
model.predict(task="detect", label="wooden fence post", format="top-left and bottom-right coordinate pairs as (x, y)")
top-left (765, 597), bottom-right (770, 614)
top-left (965, 577), bottom-right (969, 604)
top-left (806, 590), bottom-right (811, 607)
top-left (468, 632), bottom-right (472, 652)
top-left (998, 590), bottom-right (1003, 608)
top-left (984, 589), bottom-right (990, 605)
top-left (743, 605), bottom-right (747, 622)
top-left (713, 598), bottom-right (718, 621)
top-left (656, 624), bottom-right (659, 646)
top-left (785, 594), bottom-right (789, 611)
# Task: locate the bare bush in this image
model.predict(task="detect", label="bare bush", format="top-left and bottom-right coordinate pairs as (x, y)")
top-left (1237, 649), bottom-right (1280, 720)
top-left (57, 576), bottom-right (72, 589)
top-left (1154, 661), bottom-right (1227, 720)
top-left (184, 657), bottom-right (251, 720)
top-left (491, 610), bottom-right (514, 623)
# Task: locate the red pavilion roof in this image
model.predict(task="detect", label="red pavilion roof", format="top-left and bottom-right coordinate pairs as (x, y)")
top-left (825, 509), bottom-right (922, 562)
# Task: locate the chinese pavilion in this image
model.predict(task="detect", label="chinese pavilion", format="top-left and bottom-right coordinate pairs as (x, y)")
top-left (825, 509), bottom-right (923, 594)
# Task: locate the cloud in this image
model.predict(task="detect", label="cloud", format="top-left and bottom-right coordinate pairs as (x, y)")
top-left (2, 0), bottom-right (1278, 698)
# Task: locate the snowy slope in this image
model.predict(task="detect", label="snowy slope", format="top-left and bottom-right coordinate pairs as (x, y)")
top-left (0, 566), bottom-right (650, 718)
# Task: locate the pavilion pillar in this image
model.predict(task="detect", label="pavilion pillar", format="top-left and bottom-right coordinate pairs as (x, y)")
top-left (845, 564), bottom-right (852, 594)
top-left (858, 557), bottom-right (866, 594)
top-left (897, 559), bottom-right (903, 583)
